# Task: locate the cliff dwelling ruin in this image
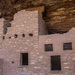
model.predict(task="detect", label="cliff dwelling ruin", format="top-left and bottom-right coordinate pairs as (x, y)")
top-left (0, 10), bottom-right (75, 75)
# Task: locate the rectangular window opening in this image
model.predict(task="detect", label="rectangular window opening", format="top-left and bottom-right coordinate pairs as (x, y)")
top-left (51, 55), bottom-right (61, 71)
top-left (63, 42), bottom-right (72, 50)
top-left (21, 53), bottom-right (28, 66)
top-left (45, 44), bottom-right (53, 51)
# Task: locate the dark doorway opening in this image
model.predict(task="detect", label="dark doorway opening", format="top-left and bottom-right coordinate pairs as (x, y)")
top-left (21, 53), bottom-right (28, 65)
top-left (51, 55), bottom-right (61, 71)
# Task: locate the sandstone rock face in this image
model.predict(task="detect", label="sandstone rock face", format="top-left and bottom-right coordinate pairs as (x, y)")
top-left (43, 1), bottom-right (75, 34)
top-left (0, 0), bottom-right (75, 34)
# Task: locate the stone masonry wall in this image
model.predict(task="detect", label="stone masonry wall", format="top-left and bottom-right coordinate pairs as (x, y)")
top-left (0, 10), bottom-right (44, 75)
top-left (0, 10), bottom-right (75, 75)
top-left (39, 28), bottom-right (75, 75)
top-left (0, 59), bottom-right (3, 75)
top-left (38, 12), bottom-right (48, 35)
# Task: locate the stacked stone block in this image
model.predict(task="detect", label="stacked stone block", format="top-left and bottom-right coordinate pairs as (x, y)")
top-left (0, 59), bottom-right (3, 75)
top-left (39, 28), bottom-right (75, 75)
top-left (0, 10), bottom-right (75, 75)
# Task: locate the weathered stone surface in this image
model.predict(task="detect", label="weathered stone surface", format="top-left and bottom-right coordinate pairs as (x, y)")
top-left (0, 10), bottom-right (75, 75)
top-left (0, 59), bottom-right (3, 75)
top-left (0, 0), bottom-right (75, 34)
top-left (43, 1), bottom-right (75, 34)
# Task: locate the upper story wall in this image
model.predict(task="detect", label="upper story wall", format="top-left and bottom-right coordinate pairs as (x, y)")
top-left (38, 12), bottom-right (48, 35)
top-left (7, 10), bottom-right (39, 36)
top-left (39, 28), bottom-right (75, 53)
top-left (0, 10), bottom-right (47, 38)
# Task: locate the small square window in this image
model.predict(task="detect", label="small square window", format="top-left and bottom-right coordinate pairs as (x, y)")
top-left (63, 42), bottom-right (72, 50)
top-left (22, 34), bottom-right (25, 37)
top-left (3, 36), bottom-right (5, 40)
top-left (9, 37), bottom-right (11, 39)
top-left (14, 34), bottom-right (18, 38)
top-left (45, 44), bottom-right (53, 51)
top-left (29, 33), bottom-right (33, 36)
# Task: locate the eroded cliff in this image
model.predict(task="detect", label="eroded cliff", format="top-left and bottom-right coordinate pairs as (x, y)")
top-left (0, 0), bottom-right (75, 34)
